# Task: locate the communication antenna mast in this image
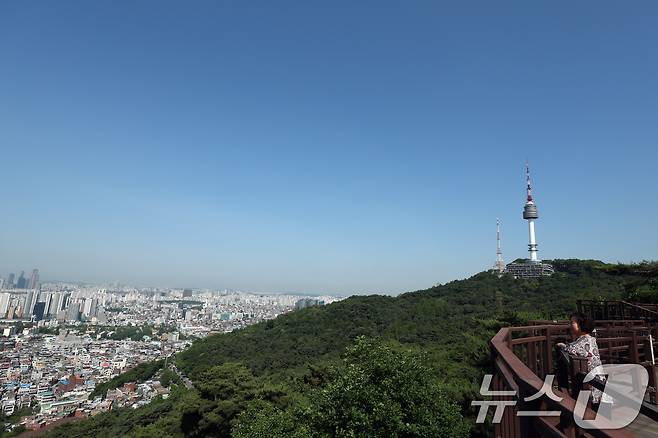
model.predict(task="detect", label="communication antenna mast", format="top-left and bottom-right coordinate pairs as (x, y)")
top-left (494, 219), bottom-right (505, 273)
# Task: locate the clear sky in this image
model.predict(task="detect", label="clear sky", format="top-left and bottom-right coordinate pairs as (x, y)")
top-left (1, 1), bottom-right (657, 295)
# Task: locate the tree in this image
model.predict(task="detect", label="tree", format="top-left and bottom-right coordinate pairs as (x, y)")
top-left (182, 363), bottom-right (260, 437)
top-left (196, 363), bottom-right (257, 402)
top-left (234, 337), bottom-right (469, 438)
top-left (232, 400), bottom-right (311, 438)
top-left (308, 337), bottom-right (469, 438)
top-left (159, 369), bottom-right (181, 387)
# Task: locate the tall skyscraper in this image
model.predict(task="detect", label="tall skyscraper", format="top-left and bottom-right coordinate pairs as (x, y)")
top-left (29, 269), bottom-right (39, 290)
top-left (16, 271), bottom-right (26, 289)
top-left (7, 273), bottom-right (15, 288)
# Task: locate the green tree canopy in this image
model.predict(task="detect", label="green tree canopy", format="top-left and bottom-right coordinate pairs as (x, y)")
top-left (234, 337), bottom-right (469, 438)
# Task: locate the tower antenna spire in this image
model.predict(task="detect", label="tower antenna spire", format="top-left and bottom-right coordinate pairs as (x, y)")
top-left (526, 161), bottom-right (533, 203)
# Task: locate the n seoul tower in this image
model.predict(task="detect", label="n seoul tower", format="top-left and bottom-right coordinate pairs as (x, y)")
top-left (523, 162), bottom-right (540, 262)
top-left (501, 163), bottom-right (554, 278)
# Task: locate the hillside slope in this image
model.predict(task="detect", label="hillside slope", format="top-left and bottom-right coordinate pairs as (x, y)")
top-left (177, 259), bottom-right (634, 380)
top-left (44, 259), bottom-right (656, 437)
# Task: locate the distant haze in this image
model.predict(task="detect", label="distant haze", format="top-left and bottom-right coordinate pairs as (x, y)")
top-left (1, 2), bottom-right (657, 295)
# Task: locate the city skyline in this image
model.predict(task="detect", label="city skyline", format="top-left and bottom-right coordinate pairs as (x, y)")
top-left (1, 2), bottom-right (657, 294)
top-left (0, 267), bottom-right (340, 296)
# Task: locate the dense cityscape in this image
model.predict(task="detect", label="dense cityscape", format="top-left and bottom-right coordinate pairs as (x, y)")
top-left (0, 268), bottom-right (341, 434)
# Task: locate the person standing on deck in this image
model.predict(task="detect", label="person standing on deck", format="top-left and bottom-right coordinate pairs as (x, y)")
top-left (557, 312), bottom-right (611, 409)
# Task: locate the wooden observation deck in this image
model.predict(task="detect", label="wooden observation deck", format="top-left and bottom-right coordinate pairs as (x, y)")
top-left (490, 302), bottom-right (658, 438)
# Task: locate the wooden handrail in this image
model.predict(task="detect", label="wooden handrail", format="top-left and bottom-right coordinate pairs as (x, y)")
top-left (621, 301), bottom-right (658, 318)
top-left (491, 325), bottom-right (635, 438)
top-left (577, 300), bottom-right (658, 323)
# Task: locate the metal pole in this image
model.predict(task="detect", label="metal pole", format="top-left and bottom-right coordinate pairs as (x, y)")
top-left (650, 333), bottom-right (655, 365)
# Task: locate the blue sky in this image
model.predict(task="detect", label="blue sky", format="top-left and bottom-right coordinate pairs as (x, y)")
top-left (1, 1), bottom-right (657, 294)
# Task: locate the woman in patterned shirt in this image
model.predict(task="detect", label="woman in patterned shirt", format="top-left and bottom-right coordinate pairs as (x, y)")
top-left (557, 312), bottom-right (609, 409)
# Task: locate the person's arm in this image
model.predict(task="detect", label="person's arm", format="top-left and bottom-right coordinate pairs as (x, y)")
top-left (563, 337), bottom-right (583, 356)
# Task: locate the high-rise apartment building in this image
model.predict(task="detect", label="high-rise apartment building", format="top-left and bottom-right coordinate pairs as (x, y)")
top-left (0, 293), bottom-right (10, 317)
top-left (33, 302), bottom-right (46, 321)
top-left (25, 290), bottom-right (36, 317)
top-left (66, 302), bottom-right (81, 322)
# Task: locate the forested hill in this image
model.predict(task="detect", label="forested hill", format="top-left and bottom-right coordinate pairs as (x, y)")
top-left (44, 259), bottom-right (657, 438)
top-left (176, 259), bottom-right (643, 381)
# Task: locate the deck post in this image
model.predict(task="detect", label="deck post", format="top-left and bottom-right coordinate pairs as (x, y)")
top-left (631, 330), bottom-right (639, 363)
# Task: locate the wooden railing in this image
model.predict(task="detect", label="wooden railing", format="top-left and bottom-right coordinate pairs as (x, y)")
top-left (490, 323), bottom-right (655, 438)
top-left (577, 300), bottom-right (658, 323)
